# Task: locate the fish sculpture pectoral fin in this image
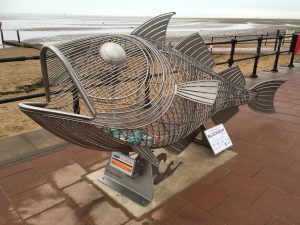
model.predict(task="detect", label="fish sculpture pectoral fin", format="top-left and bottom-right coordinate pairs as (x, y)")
top-left (212, 106), bottom-right (239, 125)
top-left (175, 80), bottom-right (219, 105)
top-left (248, 79), bottom-right (286, 113)
top-left (131, 146), bottom-right (159, 167)
top-left (218, 66), bottom-right (246, 87)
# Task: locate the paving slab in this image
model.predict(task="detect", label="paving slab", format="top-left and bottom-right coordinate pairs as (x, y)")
top-left (11, 183), bottom-right (65, 219)
top-left (86, 144), bottom-right (236, 218)
top-left (0, 135), bottom-right (36, 166)
top-left (0, 128), bottom-right (67, 168)
top-left (62, 180), bottom-right (104, 208)
top-left (0, 168), bottom-right (46, 197)
top-left (19, 129), bottom-right (65, 151)
top-left (48, 163), bottom-right (86, 189)
top-left (25, 201), bottom-right (87, 225)
top-left (88, 201), bottom-right (129, 225)
top-left (31, 150), bottom-right (74, 174)
top-left (212, 196), bottom-right (274, 225)
top-left (0, 209), bottom-right (23, 225)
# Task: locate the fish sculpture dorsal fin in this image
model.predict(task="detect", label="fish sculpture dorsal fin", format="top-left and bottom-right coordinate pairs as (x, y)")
top-left (175, 80), bottom-right (218, 105)
top-left (173, 32), bottom-right (215, 68)
top-left (131, 12), bottom-right (175, 43)
top-left (218, 66), bottom-right (246, 87)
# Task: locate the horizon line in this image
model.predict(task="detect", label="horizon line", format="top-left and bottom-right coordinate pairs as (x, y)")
top-left (1, 12), bottom-right (300, 20)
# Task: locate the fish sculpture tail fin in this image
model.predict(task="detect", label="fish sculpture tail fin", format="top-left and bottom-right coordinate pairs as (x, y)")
top-left (248, 80), bottom-right (286, 113)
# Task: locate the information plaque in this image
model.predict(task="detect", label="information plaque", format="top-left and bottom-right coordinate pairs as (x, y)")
top-left (204, 124), bottom-right (233, 155)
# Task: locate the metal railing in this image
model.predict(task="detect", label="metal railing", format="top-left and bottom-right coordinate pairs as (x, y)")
top-left (205, 33), bottom-right (298, 78)
top-left (209, 29), bottom-right (300, 52)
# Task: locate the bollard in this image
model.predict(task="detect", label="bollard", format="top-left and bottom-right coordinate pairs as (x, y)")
top-left (210, 37), bottom-right (213, 53)
top-left (250, 37), bottom-right (263, 78)
top-left (271, 35), bottom-right (283, 72)
top-left (228, 39), bottom-right (237, 67)
top-left (265, 32), bottom-right (268, 46)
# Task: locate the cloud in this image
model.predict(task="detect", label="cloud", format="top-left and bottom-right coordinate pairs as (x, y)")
top-left (0, 0), bottom-right (299, 18)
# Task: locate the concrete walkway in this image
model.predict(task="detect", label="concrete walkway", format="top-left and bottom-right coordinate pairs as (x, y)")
top-left (0, 129), bottom-right (67, 168)
top-left (0, 64), bottom-right (300, 225)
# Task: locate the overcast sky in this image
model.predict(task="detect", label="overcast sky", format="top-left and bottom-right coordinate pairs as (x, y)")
top-left (0, 0), bottom-right (299, 19)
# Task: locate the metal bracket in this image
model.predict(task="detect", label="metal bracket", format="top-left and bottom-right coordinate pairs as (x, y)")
top-left (152, 153), bottom-right (182, 185)
top-left (99, 156), bottom-right (154, 206)
top-left (193, 124), bottom-right (211, 149)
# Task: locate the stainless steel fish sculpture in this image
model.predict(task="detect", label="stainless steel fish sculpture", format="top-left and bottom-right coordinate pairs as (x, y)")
top-left (19, 12), bottom-right (285, 166)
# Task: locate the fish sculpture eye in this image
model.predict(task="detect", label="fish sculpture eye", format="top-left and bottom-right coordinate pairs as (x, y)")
top-left (99, 42), bottom-right (127, 66)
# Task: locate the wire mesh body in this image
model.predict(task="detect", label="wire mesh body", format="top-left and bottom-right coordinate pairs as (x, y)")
top-left (19, 33), bottom-right (255, 152)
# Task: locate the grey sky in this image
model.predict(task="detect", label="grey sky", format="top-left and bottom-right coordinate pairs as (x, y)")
top-left (0, 0), bottom-right (299, 18)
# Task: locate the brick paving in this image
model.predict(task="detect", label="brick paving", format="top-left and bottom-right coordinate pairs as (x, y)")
top-left (0, 64), bottom-right (300, 224)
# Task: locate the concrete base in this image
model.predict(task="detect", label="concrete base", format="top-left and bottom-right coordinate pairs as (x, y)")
top-left (86, 143), bottom-right (236, 218)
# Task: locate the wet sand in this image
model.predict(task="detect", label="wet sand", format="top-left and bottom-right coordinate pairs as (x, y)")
top-left (0, 47), bottom-right (42, 98)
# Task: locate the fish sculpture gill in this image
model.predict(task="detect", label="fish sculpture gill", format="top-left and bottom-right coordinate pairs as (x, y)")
top-left (19, 12), bottom-right (286, 166)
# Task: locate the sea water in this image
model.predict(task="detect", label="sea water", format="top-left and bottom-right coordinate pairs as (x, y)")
top-left (0, 13), bottom-right (300, 46)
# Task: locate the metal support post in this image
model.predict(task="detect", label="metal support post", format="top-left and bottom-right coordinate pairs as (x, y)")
top-left (228, 39), bottom-right (237, 67)
top-left (274, 29), bottom-right (280, 51)
top-left (250, 37), bottom-right (263, 78)
top-left (288, 34), bottom-right (298, 68)
top-left (17, 30), bottom-right (20, 43)
top-left (271, 35), bottom-right (283, 72)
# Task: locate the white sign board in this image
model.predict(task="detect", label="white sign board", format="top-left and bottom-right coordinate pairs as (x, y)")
top-left (204, 124), bottom-right (233, 155)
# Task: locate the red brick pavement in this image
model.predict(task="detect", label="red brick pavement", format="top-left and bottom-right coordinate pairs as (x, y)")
top-left (1, 68), bottom-right (300, 224)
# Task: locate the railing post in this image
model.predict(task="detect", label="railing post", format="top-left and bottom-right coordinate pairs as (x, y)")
top-left (288, 34), bottom-right (297, 68)
top-left (265, 32), bottom-right (268, 46)
top-left (72, 87), bottom-right (80, 114)
top-left (211, 36), bottom-right (213, 53)
top-left (250, 37), bottom-right (263, 78)
top-left (274, 29), bottom-right (280, 51)
top-left (271, 35), bottom-right (283, 72)
top-left (282, 30), bottom-right (286, 45)
top-left (228, 39), bottom-right (237, 67)
top-left (0, 28), bottom-right (5, 48)
top-left (17, 30), bottom-right (20, 43)
top-left (289, 50), bottom-right (295, 68)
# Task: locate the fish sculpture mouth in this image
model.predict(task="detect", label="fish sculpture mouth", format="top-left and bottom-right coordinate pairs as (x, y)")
top-left (21, 35), bottom-right (176, 129)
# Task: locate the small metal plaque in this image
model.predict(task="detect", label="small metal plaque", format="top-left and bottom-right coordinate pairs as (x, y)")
top-left (110, 152), bottom-right (136, 177)
top-left (204, 124), bottom-right (233, 155)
